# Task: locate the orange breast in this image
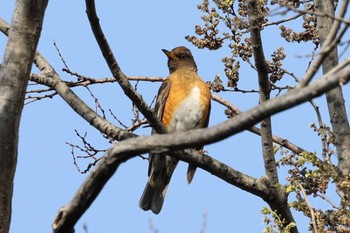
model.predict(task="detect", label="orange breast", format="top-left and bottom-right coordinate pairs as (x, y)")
top-left (162, 69), bottom-right (211, 131)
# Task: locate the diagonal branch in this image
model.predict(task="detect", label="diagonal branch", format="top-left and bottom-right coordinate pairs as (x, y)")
top-left (0, 15), bottom-right (304, 201)
top-left (0, 18), bottom-right (135, 142)
top-left (314, 0), bottom-right (350, 201)
top-left (34, 59), bottom-right (136, 141)
top-left (52, 61), bottom-right (350, 232)
top-left (211, 94), bottom-right (306, 154)
top-left (30, 67), bottom-right (310, 155)
top-left (85, 0), bottom-right (165, 134)
top-left (52, 145), bottom-right (264, 233)
top-left (298, 0), bottom-right (349, 86)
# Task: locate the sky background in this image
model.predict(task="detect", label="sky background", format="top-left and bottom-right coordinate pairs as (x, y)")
top-left (1, 1), bottom-right (350, 233)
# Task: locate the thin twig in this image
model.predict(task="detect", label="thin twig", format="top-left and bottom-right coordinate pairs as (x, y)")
top-left (85, 86), bottom-right (106, 119)
top-left (314, 193), bottom-right (340, 210)
top-left (308, 100), bottom-right (330, 162)
top-left (298, 182), bottom-right (318, 233)
top-left (53, 40), bottom-right (69, 69)
top-left (264, 13), bottom-right (304, 27)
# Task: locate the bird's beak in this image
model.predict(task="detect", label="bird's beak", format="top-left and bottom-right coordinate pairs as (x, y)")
top-left (162, 49), bottom-right (178, 60)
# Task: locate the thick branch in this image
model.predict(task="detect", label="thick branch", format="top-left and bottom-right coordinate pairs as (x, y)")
top-left (52, 62), bottom-right (350, 232)
top-left (52, 143), bottom-right (263, 233)
top-left (247, 0), bottom-right (279, 184)
top-left (29, 68), bottom-right (310, 155)
top-left (0, 15), bottom-right (302, 211)
top-left (298, 0), bottom-right (349, 86)
top-left (315, 0), bottom-right (350, 199)
top-left (0, 1), bottom-right (47, 233)
top-left (247, 1), bottom-right (292, 231)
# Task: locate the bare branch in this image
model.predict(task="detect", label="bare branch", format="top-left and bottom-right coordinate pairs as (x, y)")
top-left (309, 100), bottom-right (330, 162)
top-left (52, 136), bottom-right (265, 233)
top-left (298, 183), bottom-right (318, 233)
top-left (264, 12), bottom-right (304, 27)
top-left (85, 0), bottom-right (165, 134)
top-left (0, 1), bottom-right (48, 232)
top-left (0, 18), bottom-right (135, 142)
top-left (66, 130), bottom-right (106, 173)
top-left (247, 1), bottom-right (293, 231)
top-left (212, 90), bottom-right (306, 155)
top-left (85, 86), bottom-right (107, 119)
top-left (53, 40), bottom-right (69, 70)
top-left (52, 62), bottom-right (350, 232)
top-left (247, 0), bottom-right (279, 183)
top-left (314, 0), bottom-right (350, 201)
top-left (298, 0), bottom-right (350, 86)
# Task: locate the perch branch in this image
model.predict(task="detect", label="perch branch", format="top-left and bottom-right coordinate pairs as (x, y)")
top-left (53, 60), bottom-right (350, 232)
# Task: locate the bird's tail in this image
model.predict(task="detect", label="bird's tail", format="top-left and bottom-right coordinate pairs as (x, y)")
top-left (139, 155), bottom-right (178, 214)
top-left (187, 148), bottom-right (205, 183)
top-left (139, 180), bottom-right (169, 215)
top-left (187, 164), bottom-right (197, 184)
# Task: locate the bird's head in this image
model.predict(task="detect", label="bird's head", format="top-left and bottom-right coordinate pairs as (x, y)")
top-left (162, 46), bottom-right (198, 73)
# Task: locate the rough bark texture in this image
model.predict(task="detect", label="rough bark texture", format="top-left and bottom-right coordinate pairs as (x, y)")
top-left (52, 52), bottom-right (350, 232)
top-left (247, 0), bottom-right (278, 183)
top-left (0, 1), bottom-right (47, 232)
top-left (247, 1), bottom-right (297, 232)
top-left (315, 0), bottom-right (350, 199)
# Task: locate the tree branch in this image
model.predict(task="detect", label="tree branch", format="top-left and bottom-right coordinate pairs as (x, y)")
top-left (0, 1), bottom-right (48, 232)
top-left (52, 60), bottom-right (350, 232)
top-left (247, 0), bottom-right (279, 184)
top-left (247, 1), bottom-right (294, 231)
top-left (314, 0), bottom-right (350, 201)
top-left (52, 143), bottom-right (265, 233)
top-left (211, 94), bottom-right (306, 154)
top-left (0, 18), bottom-right (136, 143)
top-left (84, 0), bottom-right (165, 134)
top-left (36, 62), bottom-right (136, 141)
top-left (30, 68), bottom-right (310, 156)
top-left (298, 0), bottom-right (349, 86)
top-left (298, 182), bottom-right (318, 233)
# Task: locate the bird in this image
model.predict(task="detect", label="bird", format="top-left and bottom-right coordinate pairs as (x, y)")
top-left (139, 46), bottom-right (211, 214)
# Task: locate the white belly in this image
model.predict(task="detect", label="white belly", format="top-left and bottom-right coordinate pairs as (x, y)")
top-left (167, 86), bottom-right (203, 132)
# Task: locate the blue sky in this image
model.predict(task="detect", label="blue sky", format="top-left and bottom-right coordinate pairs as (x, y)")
top-left (1, 1), bottom-right (350, 232)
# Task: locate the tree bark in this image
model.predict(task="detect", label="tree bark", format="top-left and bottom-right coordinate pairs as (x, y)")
top-left (314, 0), bottom-right (350, 199)
top-left (51, 31), bottom-right (350, 233)
top-left (0, 1), bottom-right (48, 232)
top-left (247, 0), bottom-right (278, 183)
top-left (247, 1), bottom-right (297, 232)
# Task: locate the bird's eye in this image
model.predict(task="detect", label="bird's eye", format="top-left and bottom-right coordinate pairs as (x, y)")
top-left (180, 54), bottom-right (187, 60)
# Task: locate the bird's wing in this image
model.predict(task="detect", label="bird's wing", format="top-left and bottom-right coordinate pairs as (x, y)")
top-left (202, 100), bottom-right (211, 128)
top-left (148, 78), bottom-right (171, 176)
top-left (195, 88), bottom-right (211, 150)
